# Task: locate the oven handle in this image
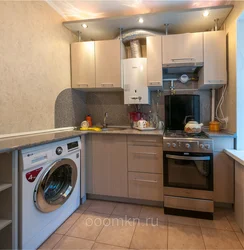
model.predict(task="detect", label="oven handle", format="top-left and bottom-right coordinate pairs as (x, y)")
top-left (166, 154), bottom-right (210, 161)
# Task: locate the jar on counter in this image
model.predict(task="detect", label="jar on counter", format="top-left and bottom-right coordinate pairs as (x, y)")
top-left (86, 115), bottom-right (92, 127)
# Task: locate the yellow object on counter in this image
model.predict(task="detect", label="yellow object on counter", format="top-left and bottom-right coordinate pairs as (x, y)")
top-left (80, 127), bottom-right (102, 132)
top-left (209, 121), bottom-right (220, 132)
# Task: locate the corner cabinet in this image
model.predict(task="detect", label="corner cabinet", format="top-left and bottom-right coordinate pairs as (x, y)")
top-left (71, 39), bottom-right (125, 90)
top-left (198, 31), bottom-right (227, 89)
top-left (162, 33), bottom-right (203, 66)
top-left (146, 36), bottom-right (163, 87)
top-left (71, 41), bottom-right (96, 88)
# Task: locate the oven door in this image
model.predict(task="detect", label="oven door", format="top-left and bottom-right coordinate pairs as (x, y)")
top-left (163, 152), bottom-right (213, 191)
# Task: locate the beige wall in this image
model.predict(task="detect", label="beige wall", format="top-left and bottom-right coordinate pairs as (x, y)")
top-left (0, 1), bottom-right (76, 135)
top-left (221, 1), bottom-right (244, 133)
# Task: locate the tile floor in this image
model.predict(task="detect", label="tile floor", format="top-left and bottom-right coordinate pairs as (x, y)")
top-left (39, 199), bottom-right (244, 250)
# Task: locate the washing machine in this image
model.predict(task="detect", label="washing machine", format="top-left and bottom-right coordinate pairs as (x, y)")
top-left (19, 137), bottom-right (82, 249)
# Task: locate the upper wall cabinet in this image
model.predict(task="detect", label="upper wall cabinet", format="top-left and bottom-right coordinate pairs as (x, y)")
top-left (162, 33), bottom-right (203, 66)
top-left (146, 36), bottom-right (163, 87)
top-left (95, 39), bottom-right (124, 89)
top-left (198, 31), bottom-right (227, 89)
top-left (71, 42), bottom-right (96, 88)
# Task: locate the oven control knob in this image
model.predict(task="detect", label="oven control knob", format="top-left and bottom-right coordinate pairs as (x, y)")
top-left (185, 143), bottom-right (190, 149)
top-left (166, 143), bottom-right (171, 148)
top-left (172, 143), bottom-right (177, 148)
top-left (205, 144), bottom-right (210, 149)
top-left (199, 144), bottom-right (204, 149)
top-left (56, 147), bottom-right (63, 155)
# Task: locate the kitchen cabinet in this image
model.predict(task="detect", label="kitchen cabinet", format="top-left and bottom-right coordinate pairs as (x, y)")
top-left (198, 31), bottom-right (227, 89)
top-left (95, 39), bottom-right (124, 89)
top-left (71, 41), bottom-right (96, 89)
top-left (127, 135), bottom-right (163, 202)
top-left (146, 36), bottom-right (163, 87)
top-left (89, 134), bottom-right (128, 197)
top-left (162, 33), bottom-right (203, 66)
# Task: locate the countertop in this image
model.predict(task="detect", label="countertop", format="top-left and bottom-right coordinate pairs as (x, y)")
top-left (0, 128), bottom-right (164, 154)
top-left (224, 149), bottom-right (244, 166)
top-left (203, 129), bottom-right (236, 138)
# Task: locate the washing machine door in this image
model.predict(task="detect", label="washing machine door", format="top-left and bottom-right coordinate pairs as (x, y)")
top-left (34, 158), bottom-right (78, 213)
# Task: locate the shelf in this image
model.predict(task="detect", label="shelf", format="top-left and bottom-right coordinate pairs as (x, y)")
top-left (0, 220), bottom-right (12, 232)
top-left (0, 184), bottom-right (12, 193)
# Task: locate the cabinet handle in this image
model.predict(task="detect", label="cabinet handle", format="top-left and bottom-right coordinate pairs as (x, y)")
top-left (149, 81), bottom-right (161, 86)
top-left (101, 83), bottom-right (114, 87)
top-left (78, 84), bottom-right (88, 87)
top-left (133, 140), bottom-right (157, 143)
top-left (208, 80), bottom-right (225, 83)
top-left (171, 58), bottom-right (195, 62)
top-left (133, 178), bottom-right (158, 183)
top-left (134, 152), bottom-right (157, 156)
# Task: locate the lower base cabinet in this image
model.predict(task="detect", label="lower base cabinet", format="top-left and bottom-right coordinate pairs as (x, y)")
top-left (128, 172), bottom-right (163, 201)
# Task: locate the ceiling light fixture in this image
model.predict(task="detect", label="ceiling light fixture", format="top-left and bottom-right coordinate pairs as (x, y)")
top-left (82, 23), bottom-right (88, 28)
top-left (203, 10), bottom-right (209, 17)
top-left (138, 17), bottom-right (144, 24)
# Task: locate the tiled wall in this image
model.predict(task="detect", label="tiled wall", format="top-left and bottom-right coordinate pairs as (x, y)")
top-left (85, 81), bottom-right (211, 127)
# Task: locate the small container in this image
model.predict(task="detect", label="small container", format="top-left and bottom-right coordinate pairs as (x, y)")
top-left (209, 121), bottom-right (220, 132)
top-left (86, 115), bottom-right (92, 127)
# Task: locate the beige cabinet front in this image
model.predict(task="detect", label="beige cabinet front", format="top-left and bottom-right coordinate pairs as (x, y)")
top-left (95, 40), bottom-right (122, 88)
top-left (71, 42), bottom-right (95, 88)
top-left (162, 33), bottom-right (203, 65)
top-left (146, 36), bottom-right (163, 87)
top-left (214, 152), bottom-right (234, 203)
top-left (92, 135), bottom-right (128, 197)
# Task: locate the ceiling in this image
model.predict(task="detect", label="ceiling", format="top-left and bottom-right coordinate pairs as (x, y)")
top-left (62, 5), bottom-right (233, 41)
top-left (47, 0), bottom-right (233, 21)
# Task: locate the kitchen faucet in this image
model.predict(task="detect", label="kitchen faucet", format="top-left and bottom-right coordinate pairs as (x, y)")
top-left (103, 112), bottom-right (108, 128)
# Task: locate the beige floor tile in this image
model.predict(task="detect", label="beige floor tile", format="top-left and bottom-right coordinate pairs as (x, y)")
top-left (199, 214), bottom-right (233, 231)
top-left (38, 234), bottom-right (63, 249)
top-left (235, 232), bottom-right (244, 248)
top-left (131, 220), bottom-right (167, 249)
top-left (54, 236), bottom-right (94, 249)
top-left (226, 214), bottom-right (242, 233)
top-left (55, 212), bottom-right (81, 235)
top-left (78, 199), bottom-right (93, 211)
top-left (168, 222), bottom-right (205, 249)
top-left (168, 215), bottom-right (199, 227)
top-left (139, 206), bottom-right (168, 223)
top-left (66, 212), bottom-right (109, 241)
top-left (92, 242), bottom-right (128, 250)
top-left (202, 227), bottom-right (242, 249)
top-left (96, 216), bottom-right (136, 248)
top-left (87, 200), bottom-right (117, 215)
top-left (112, 203), bottom-right (141, 218)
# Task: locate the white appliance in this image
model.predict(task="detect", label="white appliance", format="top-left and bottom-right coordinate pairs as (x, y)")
top-left (19, 137), bottom-right (82, 249)
top-left (123, 58), bottom-right (150, 104)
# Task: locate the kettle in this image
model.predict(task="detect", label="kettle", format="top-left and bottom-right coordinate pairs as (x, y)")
top-left (184, 120), bottom-right (203, 134)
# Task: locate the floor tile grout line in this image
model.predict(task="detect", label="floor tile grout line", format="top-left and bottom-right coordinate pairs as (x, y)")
top-left (234, 231), bottom-right (244, 249)
top-left (199, 223), bottom-right (207, 250)
top-left (51, 234), bottom-right (64, 249)
top-left (128, 214), bottom-right (140, 249)
top-left (63, 212), bottom-right (83, 236)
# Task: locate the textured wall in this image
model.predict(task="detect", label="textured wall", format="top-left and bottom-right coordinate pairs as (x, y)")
top-left (0, 1), bottom-right (77, 134)
top-left (86, 82), bottom-right (211, 127)
top-left (220, 1), bottom-right (244, 133)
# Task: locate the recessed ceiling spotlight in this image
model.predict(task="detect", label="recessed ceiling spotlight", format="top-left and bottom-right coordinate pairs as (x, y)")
top-left (82, 24), bottom-right (88, 28)
top-left (138, 17), bottom-right (144, 24)
top-left (203, 10), bottom-right (209, 17)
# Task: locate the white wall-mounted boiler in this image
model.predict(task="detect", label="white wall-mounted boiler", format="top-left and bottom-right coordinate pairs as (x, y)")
top-left (123, 58), bottom-right (150, 105)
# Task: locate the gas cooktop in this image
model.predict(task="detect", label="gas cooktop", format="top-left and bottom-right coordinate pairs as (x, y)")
top-left (164, 130), bottom-right (210, 139)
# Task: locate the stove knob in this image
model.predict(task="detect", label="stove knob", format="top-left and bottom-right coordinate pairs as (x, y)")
top-left (185, 143), bottom-right (190, 149)
top-left (199, 144), bottom-right (204, 149)
top-left (166, 143), bottom-right (171, 148)
top-left (56, 147), bottom-right (63, 155)
top-left (205, 144), bottom-right (210, 149)
top-left (172, 143), bottom-right (177, 148)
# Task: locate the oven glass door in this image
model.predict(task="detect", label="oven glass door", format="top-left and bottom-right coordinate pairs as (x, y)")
top-left (164, 152), bottom-right (213, 191)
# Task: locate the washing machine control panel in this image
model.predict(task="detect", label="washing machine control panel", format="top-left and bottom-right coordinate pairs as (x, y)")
top-left (56, 147), bottom-right (63, 155)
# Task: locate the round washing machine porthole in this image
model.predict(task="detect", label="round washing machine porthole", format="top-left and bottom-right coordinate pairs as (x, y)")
top-left (34, 158), bottom-right (78, 213)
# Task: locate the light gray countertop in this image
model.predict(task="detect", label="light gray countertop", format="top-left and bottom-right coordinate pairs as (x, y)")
top-left (0, 128), bottom-right (164, 154)
top-left (203, 129), bottom-right (236, 138)
top-left (224, 149), bottom-right (244, 166)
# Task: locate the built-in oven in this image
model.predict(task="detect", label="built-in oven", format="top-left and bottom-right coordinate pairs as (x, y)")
top-left (163, 151), bottom-right (214, 219)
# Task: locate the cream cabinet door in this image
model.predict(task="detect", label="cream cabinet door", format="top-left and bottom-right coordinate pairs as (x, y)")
top-left (198, 31), bottom-right (227, 89)
top-left (214, 152), bottom-right (234, 203)
top-left (95, 40), bottom-right (122, 88)
top-left (92, 135), bottom-right (128, 197)
top-left (162, 33), bottom-right (203, 65)
top-left (147, 36), bottom-right (163, 87)
top-left (71, 42), bottom-right (95, 88)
